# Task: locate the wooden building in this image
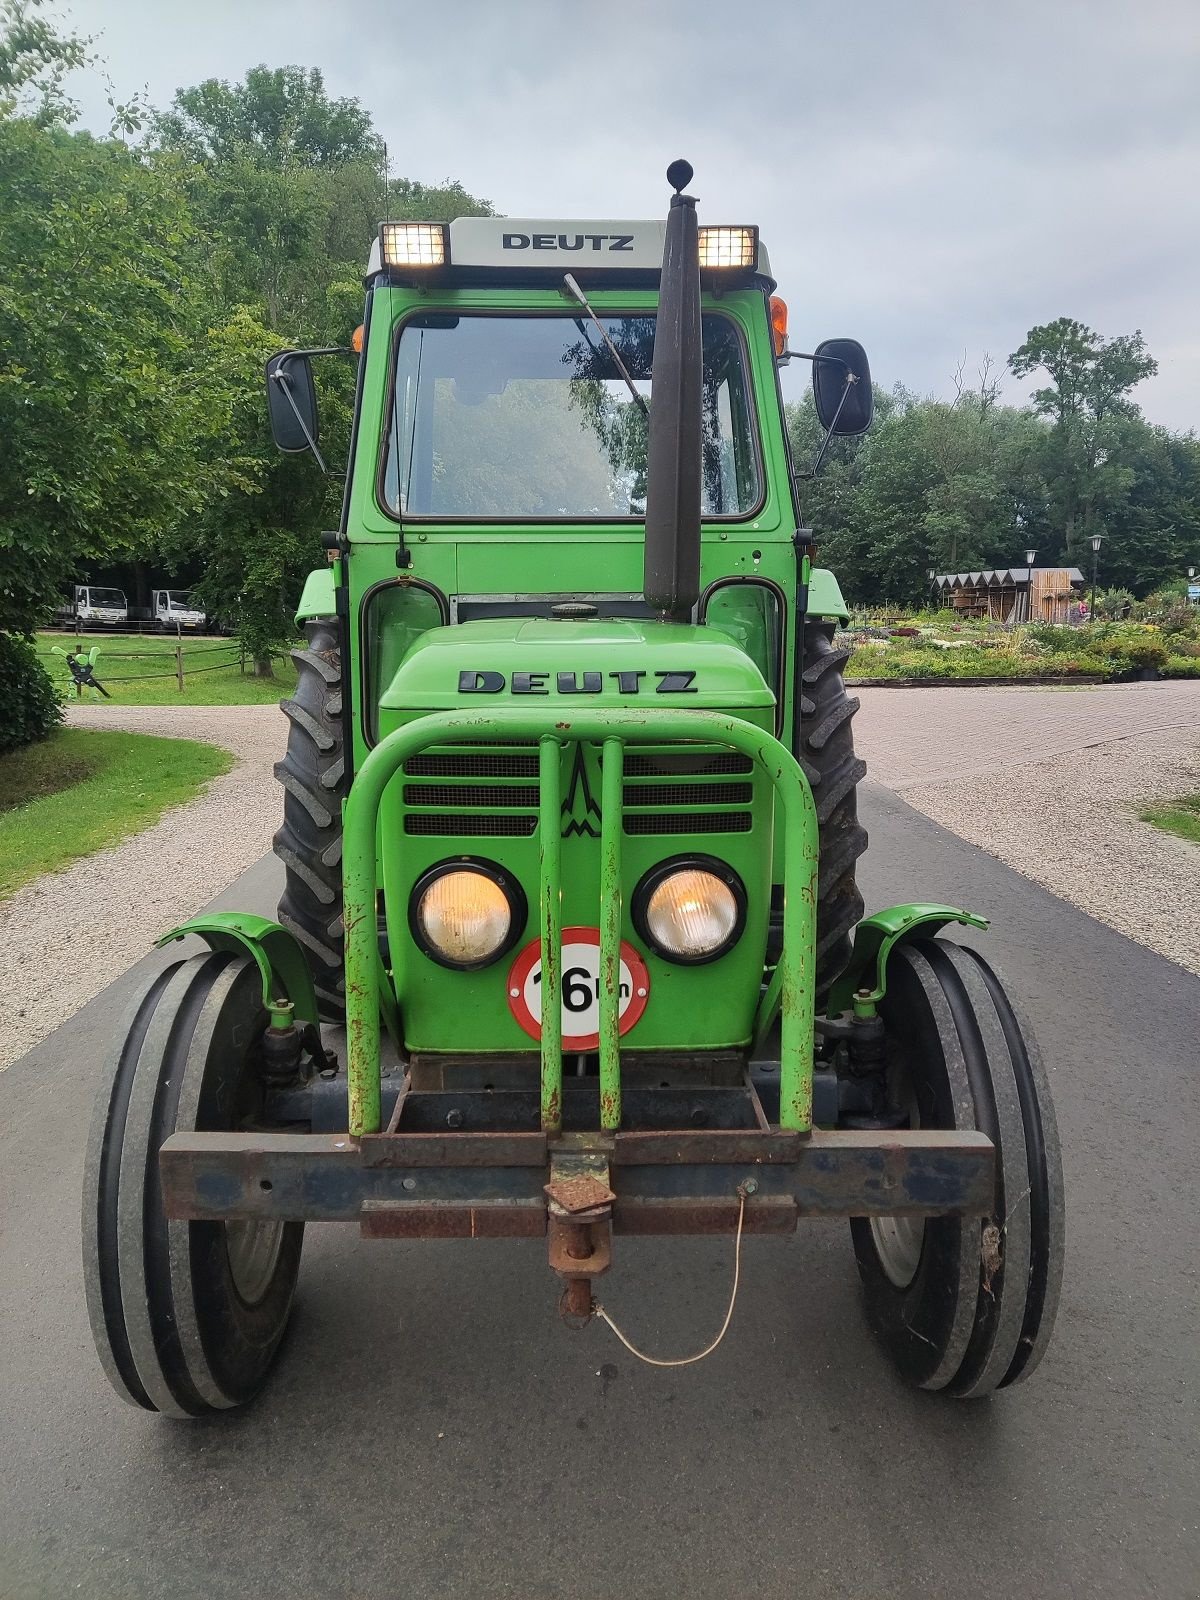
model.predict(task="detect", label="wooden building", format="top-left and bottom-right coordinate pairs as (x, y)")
top-left (933, 567), bottom-right (1085, 623)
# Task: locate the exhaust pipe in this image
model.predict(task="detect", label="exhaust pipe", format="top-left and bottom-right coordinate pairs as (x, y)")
top-left (643, 160), bottom-right (702, 622)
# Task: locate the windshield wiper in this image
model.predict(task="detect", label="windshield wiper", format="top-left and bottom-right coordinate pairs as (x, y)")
top-left (562, 273), bottom-right (649, 417)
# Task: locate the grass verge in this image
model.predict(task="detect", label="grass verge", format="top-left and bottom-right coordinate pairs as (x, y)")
top-left (0, 728), bottom-right (233, 900)
top-left (1140, 792), bottom-right (1200, 845)
top-left (36, 632), bottom-right (298, 706)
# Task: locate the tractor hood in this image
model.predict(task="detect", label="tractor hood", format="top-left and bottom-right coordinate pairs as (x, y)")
top-left (378, 618), bottom-right (774, 713)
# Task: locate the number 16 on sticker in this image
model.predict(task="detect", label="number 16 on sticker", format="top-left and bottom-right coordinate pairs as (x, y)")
top-left (506, 927), bottom-right (650, 1051)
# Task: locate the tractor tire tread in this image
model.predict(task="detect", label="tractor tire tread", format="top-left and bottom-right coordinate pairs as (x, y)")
top-left (273, 620), bottom-right (346, 1019)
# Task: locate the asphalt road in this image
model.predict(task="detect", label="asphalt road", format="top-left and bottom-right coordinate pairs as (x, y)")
top-left (2, 785), bottom-right (1197, 1600)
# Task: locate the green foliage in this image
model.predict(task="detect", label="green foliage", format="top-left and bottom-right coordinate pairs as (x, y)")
top-left (0, 0), bottom-right (89, 125)
top-left (846, 608), bottom-right (1200, 682)
top-left (0, 117), bottom-right (225, 633)
top-left (0, 26), bottom-right (488, 672)
top-left (0, 630), bottom-right (61, 750)
top-left (1007, 318), bottom-right (1160, 563)
top-left (153, 65), bottom-right (380, 167)
top-left (791, 321), bottom-right (1199, 606)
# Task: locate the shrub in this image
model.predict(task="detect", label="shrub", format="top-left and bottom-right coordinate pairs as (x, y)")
top-left (0, 633), bottom-right (63, 753)
top-left (1094, 587), bottom-right (1137, 620)
top-left (1026, 622), bottom-right (1080, 653)
top-left (1163, 656), bottom-right (1200, 679)
top-left (1108, 639), bottom-right (1169, 671)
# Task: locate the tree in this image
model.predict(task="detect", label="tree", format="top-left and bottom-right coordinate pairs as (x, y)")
top-left (147, 66), bottom-right (491, 667)
top-left (1008, 318), bottom-right (1157, 555)
top-left (0, 118), bottom-right (228, 634)
top-left (153, 65), bottom-right (380, 168)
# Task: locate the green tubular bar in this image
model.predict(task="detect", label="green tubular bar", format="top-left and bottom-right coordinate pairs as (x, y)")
top-left (538, 736), bottom-right (564, 1133)
top-left (599, 736), bottom-right (624, 1130)
top-left (340, 708), bottom-right (819, 1138)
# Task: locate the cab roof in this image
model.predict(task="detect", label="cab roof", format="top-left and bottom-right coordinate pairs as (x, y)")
top-left (366, 216), bottom-right (774, 289)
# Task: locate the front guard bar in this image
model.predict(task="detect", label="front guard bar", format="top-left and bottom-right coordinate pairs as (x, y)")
top-left (340, 707), bottom-right (821, 1137)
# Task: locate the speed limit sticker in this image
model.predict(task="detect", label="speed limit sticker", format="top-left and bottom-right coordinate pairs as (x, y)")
top-left (506, 927), bottom-right (650, 1051)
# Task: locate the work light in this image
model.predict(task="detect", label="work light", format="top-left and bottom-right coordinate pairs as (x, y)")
top-left (633, 857), bottom-right (746, 964)
top-left (379, 222), bottom-right (449, 268)
top-left (410, 860), bottom-right (525, 969)
top-left (697, 226), bottom-right (759, 270)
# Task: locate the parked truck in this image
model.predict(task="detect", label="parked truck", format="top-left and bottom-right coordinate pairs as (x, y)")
top-left (85, 162), bottom-right (1064, 1417)
top-left (53, 585), bottom-right (129, 628)
top-left (55, 585), bottom-right (206, 632)
top-left (130, 590), bottom-right (207, 632)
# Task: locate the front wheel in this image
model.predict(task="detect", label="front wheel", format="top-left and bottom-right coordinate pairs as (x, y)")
top-left (83, 952), bottom-right (303, 1417)
top-left (850, 939), bottom-right (1065, 1396)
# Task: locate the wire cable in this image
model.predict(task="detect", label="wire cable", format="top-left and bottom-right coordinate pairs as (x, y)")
top-left (593, 1194), bottom-right (746, 1368)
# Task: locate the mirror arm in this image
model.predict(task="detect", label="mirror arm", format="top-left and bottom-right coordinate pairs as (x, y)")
top-left (809, 375), bottom-right (856, 476)
top-left (271, 366), bottom-right (329, 474)
top-left (778, 349), bottom-right (850, 368)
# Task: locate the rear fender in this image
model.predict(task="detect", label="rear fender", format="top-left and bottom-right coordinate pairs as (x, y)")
top-left (295, 566), bottom-right (336, 624)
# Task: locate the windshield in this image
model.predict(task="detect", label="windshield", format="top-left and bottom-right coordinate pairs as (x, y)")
top-left (382, 312), bottom-right (760, 521)
top-left (88, 589), bottom-right (125, 606)
top-left (166, 592), bottom-right (193, 607)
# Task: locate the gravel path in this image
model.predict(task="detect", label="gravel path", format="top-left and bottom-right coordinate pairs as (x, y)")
top-left (856, 681), bottom-right (1200, 976)
top-left (0, 704), bottom-right (282, 1069)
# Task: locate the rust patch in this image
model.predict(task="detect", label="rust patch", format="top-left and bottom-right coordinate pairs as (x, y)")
top-left (980, 1219), bottom-right (1003, 1296)
top-left (543, 1088), bottom-right (561, 1130)
top-left (545, 1173), bottom-right (616, 1214)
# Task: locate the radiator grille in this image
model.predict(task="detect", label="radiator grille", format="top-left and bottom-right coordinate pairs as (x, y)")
top-left (397, 741), bottom-right (757, 839)
top-left (404, 783), bottom-right (540, 807)
top-left (623, 781), bottom-right (752, 807)
top-left (624, 751), bottom-right (753, 777)
top-left (624, 811), bottom-right (753, 836)
top-left (405, 814), bottom-right (537, 837)
top-left (400, 740), bottom-right (539, 837)
top-left (405, 752), bottom-right (539, 778)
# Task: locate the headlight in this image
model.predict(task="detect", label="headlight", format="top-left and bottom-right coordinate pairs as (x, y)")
top-left (633, 857), bottom-right (746, 965)
top-left (409, 860), bottom-right (526, 970)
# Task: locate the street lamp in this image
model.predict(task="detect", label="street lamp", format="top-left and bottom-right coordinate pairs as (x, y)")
top-left (1024, 549), bottom-right (1037, 621)
top-left (1089, 534), bottom-right (1103, 622)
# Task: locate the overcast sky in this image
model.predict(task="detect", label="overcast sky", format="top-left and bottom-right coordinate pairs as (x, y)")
top-left (64, 0), bottom-right (1200, 431)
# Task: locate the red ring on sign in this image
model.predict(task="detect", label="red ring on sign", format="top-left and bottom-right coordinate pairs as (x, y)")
top-left (506, 926), bottom-right (650, 1051)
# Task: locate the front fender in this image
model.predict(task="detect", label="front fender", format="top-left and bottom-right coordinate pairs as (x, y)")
top-left (826, 903), bottom-right (989, 1017)
top-left (156, 913), bottom-right (320, 1026)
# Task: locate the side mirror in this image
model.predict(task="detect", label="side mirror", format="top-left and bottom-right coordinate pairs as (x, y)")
top-left (812, 338), bottom-right (873, 436)
top-left (266, 351), bottom-right (320, 454)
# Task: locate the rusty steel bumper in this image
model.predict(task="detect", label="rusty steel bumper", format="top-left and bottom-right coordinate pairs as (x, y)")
top-left (159, 1124), bottom-right (994, 1235)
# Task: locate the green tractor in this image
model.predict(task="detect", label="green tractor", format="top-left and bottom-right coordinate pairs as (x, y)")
top-left (84, 162), bottom-right (1063, 1415)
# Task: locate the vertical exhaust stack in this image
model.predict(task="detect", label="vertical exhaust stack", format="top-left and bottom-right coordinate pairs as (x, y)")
top-left (643, 160), bottom-right (703, 622)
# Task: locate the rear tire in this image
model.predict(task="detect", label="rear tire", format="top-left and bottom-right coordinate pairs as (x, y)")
top-left (850, 939), bottom-right (1065, 1396)
top-left (83, 953), bottom-right (303, 1417)
top-left (274, 619), bottom-right (346, 1019)
top-left (797, 620), bottom-right (868, 987)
